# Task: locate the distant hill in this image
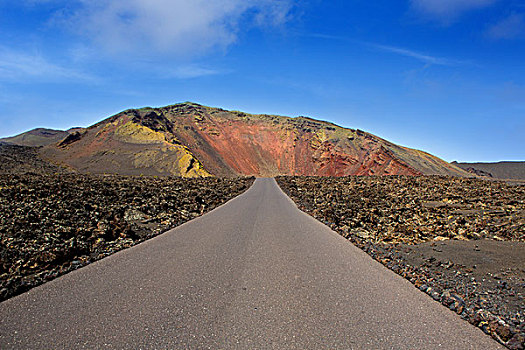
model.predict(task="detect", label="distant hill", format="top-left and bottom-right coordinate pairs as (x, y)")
top-left (452, 161), bottom-right (525, 180)
top-left (0, 143), bottom-right (71, 175)
top-left (26, 102), bottom-right (467, 177)
top-left (0, 128), bottom-right (83, 147)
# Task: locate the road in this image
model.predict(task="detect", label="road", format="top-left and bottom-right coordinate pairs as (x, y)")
top-left (0, 178), bottom-right (502, 349)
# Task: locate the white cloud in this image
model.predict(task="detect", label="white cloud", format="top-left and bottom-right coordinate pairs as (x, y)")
top-left (410, 0), bottom-right (498, 21)
top-left (0, 47), bottom-right (97, 82)
top-left (60, 0), bottom-right (294, 56)
top-left (487, 13), bottom-right (525, 39)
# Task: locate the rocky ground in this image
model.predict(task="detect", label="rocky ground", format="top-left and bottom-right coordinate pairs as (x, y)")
top-left (0, 173), bottom-right (254, 302)
top-left (276, 175), bottom-right (525, 349)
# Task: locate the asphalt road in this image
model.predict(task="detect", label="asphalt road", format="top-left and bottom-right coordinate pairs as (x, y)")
top-left (0, 178), bottom-right (502, 349)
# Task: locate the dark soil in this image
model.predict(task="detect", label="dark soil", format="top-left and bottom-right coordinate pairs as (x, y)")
top-left (0, 173), bottom-right (254, 302)
top-left (276, 175), bottom-right (525, 349)
top-left (400, 240), bottom-right (524, 321)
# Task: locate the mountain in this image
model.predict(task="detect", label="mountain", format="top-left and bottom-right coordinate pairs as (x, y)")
top-left (1, 128), bottom-right (83, 147)
top-left (28, 102), bottom-right (469, 178)
top-left (452, 161), bottom-right (525, 180)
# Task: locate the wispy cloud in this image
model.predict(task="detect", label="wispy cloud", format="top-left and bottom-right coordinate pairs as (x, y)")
top-left (163, 65), bottom-right (226, 79)
top-left (0, 47), bottom-right (98, 83)
top-left (307, 33), bottom-right (466, 66)
top-left (371, 44), bottom-right (467, 66)
top-left (410, 0), bottom-right (498, 22)
top-left (307, 33), bottom-right (347, 41)
top-left (487, 13), bottom-right (525, 39)
top-left (56, 0), bottom-right (294, 57)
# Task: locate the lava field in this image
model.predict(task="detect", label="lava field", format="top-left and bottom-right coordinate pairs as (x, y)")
top-left (0, 173), bottom-right (254, 302)
top-left (277, 175), bottom-right (524, 349)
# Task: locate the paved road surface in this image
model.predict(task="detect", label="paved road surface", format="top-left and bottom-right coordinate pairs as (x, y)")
top-left (0, 178), bottom-right (502, 349)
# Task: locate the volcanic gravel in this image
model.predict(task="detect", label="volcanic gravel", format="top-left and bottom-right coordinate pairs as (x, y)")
top-left (0, 173), bottom-right (254, 302)
top-left (276, 175), bottom-right (525, 349)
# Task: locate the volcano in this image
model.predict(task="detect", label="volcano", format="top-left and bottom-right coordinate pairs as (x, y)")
top-left (3, 102), bottom-right (469, 177)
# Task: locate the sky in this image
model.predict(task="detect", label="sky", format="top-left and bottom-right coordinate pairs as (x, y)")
top-left (0, 0), bottom-right (524, 162)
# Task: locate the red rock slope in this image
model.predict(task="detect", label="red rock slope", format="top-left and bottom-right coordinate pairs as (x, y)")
top-left (40, 102), bottom-right (470, 177)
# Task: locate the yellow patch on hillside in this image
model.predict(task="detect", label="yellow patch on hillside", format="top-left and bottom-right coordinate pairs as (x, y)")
top-left (178, 153), bottom-right (211, 177)
top-left (131, 146), bottom-right (210, 178)
top-left (132, 150), bottom-right (162, 168)
top-left (95, 121), bottom-right (118, 138)
top-left (115, 121), bottom-right (166, 144)
top-left (317, 129), bottom-right (329, 142)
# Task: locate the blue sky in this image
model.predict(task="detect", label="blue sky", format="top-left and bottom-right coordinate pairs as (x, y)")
top-left (0, 0), bottom-right (524, 162)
